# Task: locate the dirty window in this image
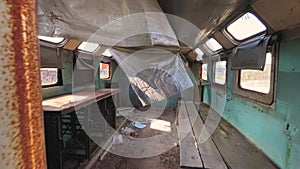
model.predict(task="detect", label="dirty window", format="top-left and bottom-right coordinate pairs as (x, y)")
top-left (102, 49), bottom-right (113, 57)
top-left (40, 68), bottom-right (58, 86)
top-left (201, 63), bottom-right (208, 81)
top-left (100, 62), bottom-right (111, 79)
top-left (226, 12), bottom-right (266, 41)
top-left (78, 42), bottom-right (99, 53)
top-left (214, 61), bottom-right (227, 85)
top-left (195, 48), bottom-right (204, 61)
top-left (38, 36), bottom-right (64, 44)
top-left (205, 38), bottom-right (223, 51)
top-left (240, 53), bottom-right (272, 93)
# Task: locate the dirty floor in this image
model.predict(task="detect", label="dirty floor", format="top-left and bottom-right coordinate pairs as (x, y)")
top-left (91, 108), bottom-right (180, 169)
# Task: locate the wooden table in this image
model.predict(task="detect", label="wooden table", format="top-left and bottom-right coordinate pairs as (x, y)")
top-left (42, 89), bottom-right (119, 169)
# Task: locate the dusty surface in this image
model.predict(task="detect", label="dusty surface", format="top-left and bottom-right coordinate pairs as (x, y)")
top-left (92, 108), bottom-right (180, 169)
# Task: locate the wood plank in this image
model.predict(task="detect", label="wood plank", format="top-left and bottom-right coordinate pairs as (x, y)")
top-left (178, 101), bottom-right (203, 168)
top-left (185, 101), bottom-right (227, 169)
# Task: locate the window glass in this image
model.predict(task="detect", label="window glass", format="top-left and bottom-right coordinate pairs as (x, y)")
top-left (201, 63), bottom-right (208, 81)
top-left (214, 61), bottom-right (227, 85)
top-left (38, 36), bottom-right (64, 44)
top-left (100, 62), bottom-right (110, 79)
top-left (78, 42), bottom-right (99, 52)
top-left (195, 48), bottom-right (204, 61)
top-left (227, 12), bottom-right (266, 41)
top-left (40, 68), bottom-right (58, 86)
top-left (240, 53), bottom-right (272, 93)
top-left (205, 38), bottom-right (223, 51)
top-left (102, 49), bottom-right (112, 57)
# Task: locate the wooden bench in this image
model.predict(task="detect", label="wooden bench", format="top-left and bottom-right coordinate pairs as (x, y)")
top-left (178, 101), bottom-right (279, 169)
top-left (178, 101), bottom-right (227, 169)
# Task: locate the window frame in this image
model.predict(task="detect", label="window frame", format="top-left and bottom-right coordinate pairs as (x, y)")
top-left (223, 11), bottom-right (268, 44)
top-left (41, 68), bottom-right (63, 88)
top-left (99, 61), bottom-right (112, 80)
top-left (232, 44), bottom-right (277, 105)
top-left (212, 59), bottom-right (227, 89)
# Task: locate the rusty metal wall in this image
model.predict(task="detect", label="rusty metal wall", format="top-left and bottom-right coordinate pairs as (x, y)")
top-left (0, 1), bottom-right (47, 169)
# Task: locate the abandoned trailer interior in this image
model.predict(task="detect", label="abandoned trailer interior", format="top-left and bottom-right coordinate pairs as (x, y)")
top-left (0, 0), bottom-right (300, 169)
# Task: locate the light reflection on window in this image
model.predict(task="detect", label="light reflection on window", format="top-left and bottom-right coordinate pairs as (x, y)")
top-left (227, 12), bottom-right (266, 41)
top-left (78, 42), bottom-right (99, 52)
top-left (202, 63), bottom-right (208, 81)
top-left (38, 36), bottom-right (64, 44)
top-left (214, 61), bottom-right (226, 85)
top-left (205, 38), bottom-right (223, 51)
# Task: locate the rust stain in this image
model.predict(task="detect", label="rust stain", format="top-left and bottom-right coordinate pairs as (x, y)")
top-left (0, 0), bottom-right (47, 169)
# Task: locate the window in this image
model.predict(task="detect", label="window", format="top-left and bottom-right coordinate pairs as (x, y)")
top-left (38, 36), bottom-right (64, 44)
top-left (233, 50), bottom-right (276, 105)
top-left (226, 12), bottom-right (266, 41)
top-left (205, 38), bottom-right (223, 51)
top-left (99, 62), bottom-right (111, 79)
top-left (102, 49), bottom-right (113, 57)
top-left (40, 68), bottom-right (58, 86)
top-left (195, 48), bottom-right (204, 61)
top-left (240, 53), bottom-right (272, 93)
top-left (213, 61), bottom-right (227, 85)
top-left (201, 63), bottom-right (208, 81)
top-left (78, 42), bottom-right (99, 53)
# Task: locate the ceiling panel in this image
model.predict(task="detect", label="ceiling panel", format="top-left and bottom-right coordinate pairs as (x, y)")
top-left (252, 0), bottom-right (300, 31)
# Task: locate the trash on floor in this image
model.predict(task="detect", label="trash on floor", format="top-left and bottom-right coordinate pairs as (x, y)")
top-left (131, 121), bottom-right (147, 129)
top-left (112, 134), bottom-right (124, 144)
top-left (121, 127), bottom-right (137, 138)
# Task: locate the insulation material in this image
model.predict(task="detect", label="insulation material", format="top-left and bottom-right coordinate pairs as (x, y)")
top-left (38, 0), bottom-right (178, 47)
top-left (111, 48), bottom-right (193, 106)
top-left (232, 36), bottom-right (271, 70)
top-left (39, 46), bottom-right (64, 68)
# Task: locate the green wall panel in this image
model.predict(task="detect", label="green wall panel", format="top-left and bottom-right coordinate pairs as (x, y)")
top-left (201, 39), bottom-right (300, 169)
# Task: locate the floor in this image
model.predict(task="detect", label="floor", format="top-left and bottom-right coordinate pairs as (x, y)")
top-left (87, 103), bottom-right (279, 169)
top-left (91, 108), bottom-right (180, 169)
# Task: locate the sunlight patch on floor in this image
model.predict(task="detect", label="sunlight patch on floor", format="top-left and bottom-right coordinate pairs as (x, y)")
top-left (150, 119), bottom-right (171, 132)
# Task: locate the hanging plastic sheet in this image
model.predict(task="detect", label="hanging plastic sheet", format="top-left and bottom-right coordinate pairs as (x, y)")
top-left (111, 48), bottom-right (193, 106)
top-left (40, 46), bottom-right (64, 68)
top-left (73, 52), bottom-right (96, 87)
top-left (38, 0), bottom-right (179, 47)
top-left (232, 36), bottom-right (271, 70)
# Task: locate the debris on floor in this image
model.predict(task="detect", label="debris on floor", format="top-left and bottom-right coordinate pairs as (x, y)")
top-left (121, 127), bottom-right (138, 138)
top-left (92, 108), bottom-right (180, 169)
top-left (112, 134), bottom-right (124, 145)
top-left (131, 121), bottom-right (147, 129)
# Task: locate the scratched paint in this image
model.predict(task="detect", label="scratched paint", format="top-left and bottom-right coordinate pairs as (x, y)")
top-left (0, 1), bottom-right (47, 169)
